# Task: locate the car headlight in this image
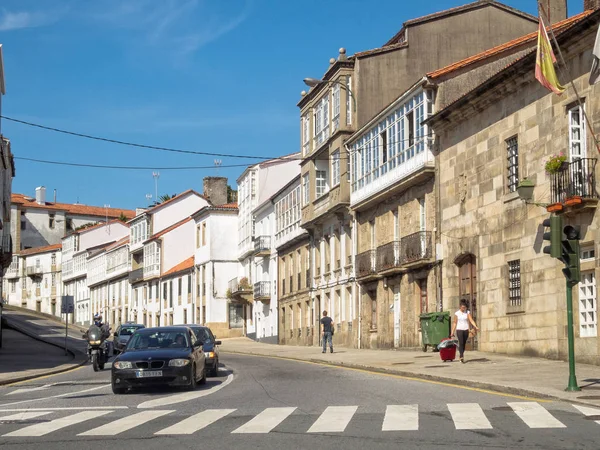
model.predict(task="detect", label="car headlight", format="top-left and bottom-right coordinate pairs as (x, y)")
top-left (204, 352), bottom-right (215, 358)
top-left (169, 359), bottom-right (190, 367)
top-left (113, 361), bottom-right (133, 369)
top-left (89, 340), bottom-right (101, 345)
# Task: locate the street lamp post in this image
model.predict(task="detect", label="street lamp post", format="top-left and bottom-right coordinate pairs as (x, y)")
top-left (303, 77), bottom-right (356, 111)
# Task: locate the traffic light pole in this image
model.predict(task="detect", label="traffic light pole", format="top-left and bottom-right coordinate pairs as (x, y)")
top-left (565, 280), bottom-right (580, 391)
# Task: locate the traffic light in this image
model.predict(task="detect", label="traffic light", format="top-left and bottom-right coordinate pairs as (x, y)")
top-left (561, 225), bottom-right (581, 285)
top-left (542, 215), bottom-right (562, 259)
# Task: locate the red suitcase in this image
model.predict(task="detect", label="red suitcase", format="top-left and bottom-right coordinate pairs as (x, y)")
top-left (439, 338), bottom-right (457, 362)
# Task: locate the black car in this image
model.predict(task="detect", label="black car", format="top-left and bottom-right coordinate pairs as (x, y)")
top-left (112, 323), bottom-right (145, 354)
top-left (111, 326), bottom-right (206, 394)
top-left (177, 324), bottom-right (221, 377)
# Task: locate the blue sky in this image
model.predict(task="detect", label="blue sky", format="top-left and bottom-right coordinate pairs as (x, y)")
top-left (0, 0), bottom-right (585, 210)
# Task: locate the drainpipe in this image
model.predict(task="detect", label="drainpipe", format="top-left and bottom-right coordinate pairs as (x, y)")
top-left (352, 211), bottom-right (361, 349)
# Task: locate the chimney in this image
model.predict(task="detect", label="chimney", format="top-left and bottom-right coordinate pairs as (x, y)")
top-left (203, 177), bottom-right (228, 206)
top-left (585, 0), bottom-right (600, 10)
top-left (543, 0), bottom-right (567, 24)
top-left (35, 186), bottom-right (46, 205)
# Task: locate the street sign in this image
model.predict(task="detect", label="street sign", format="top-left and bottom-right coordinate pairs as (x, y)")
top-left (61, 295), bottom-right (74, 314)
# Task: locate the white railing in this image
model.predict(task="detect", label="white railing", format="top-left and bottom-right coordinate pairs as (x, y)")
top-left (275, 223), bottom-right (308, 249)
top-left (351, 149), bottom-right (434, 207)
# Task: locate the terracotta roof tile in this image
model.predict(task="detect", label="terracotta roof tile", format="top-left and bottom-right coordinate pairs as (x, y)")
top-left (218, 202), bottom-right (238, 209)
top-left (18, 243), bottom-right (62, 256)
top-left (74, 219), bottom-right (129, 234)
top-left (145, 190), bottom-right (206, 214)
top-left (145, 217), bottom-right (192, 243)
top-left (162, 256), bottom-right (194, 277)
top-left (105, 236), bottom-right (130, 252)
top-left (427, 10), bottom-right (594, 79)
top-left (12, 193), bottom-right (136, 219)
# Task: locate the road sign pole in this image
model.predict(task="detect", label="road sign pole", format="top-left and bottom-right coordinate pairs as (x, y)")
top-left (565, 280), bottom-right (580, 391)
top-left (65, 312), bottom-right (68, 356)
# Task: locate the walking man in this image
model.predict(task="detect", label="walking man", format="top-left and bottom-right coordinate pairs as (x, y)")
top-left (320, 310), bottom-right (334, 354)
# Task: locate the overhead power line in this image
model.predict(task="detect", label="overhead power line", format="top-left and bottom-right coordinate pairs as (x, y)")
top-left (1, 115), bottom-right (276, 160)
top-left (1, 114), bottom-right (436, 162)
top-left (14, 157), bottom-right (252, 171)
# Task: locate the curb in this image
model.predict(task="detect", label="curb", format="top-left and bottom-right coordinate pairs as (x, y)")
top-left (0, 318), bottom-right (88, 386)
top-left (221, 349), bottom-right (589, 405)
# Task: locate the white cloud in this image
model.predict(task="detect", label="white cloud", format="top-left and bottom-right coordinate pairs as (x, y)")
top-left (0, 10), bottom-right (44, 31)
top-left (86, 0), bottom-right (251, 58)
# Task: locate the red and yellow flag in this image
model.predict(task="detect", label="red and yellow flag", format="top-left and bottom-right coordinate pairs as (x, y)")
top-left (535, 15), bottom-right (565, 94)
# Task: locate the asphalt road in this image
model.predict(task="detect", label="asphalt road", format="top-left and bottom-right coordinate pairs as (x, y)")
top-left (1, 347), bottom-right (599, 450)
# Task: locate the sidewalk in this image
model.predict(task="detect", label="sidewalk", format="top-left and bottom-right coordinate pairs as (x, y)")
top-left (220, 338), bottom-right (600, 408)
top-left (0, 306), bottom-right (89, 385)
top-left (0, 328), bottom-right (82, 385)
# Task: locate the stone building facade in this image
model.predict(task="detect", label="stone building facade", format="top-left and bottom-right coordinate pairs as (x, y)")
top-left (427, 9), bottom-right (600, 363)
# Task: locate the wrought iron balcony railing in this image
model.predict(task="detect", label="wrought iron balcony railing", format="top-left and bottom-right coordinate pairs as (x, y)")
top-left (228, 277), bottom-right (252, 295)
top-left (376, 241), bottom-right (400, 271)
top-left (356, 250), bottom-right (376, 278)
top-left (399, 231), bottom-right (432, 265)
top-left (254, 281), bottom-right (271, 299)
top-left (550, 158), bottom-right (598, 205)
top-left (253, 236), bottom-right (271, 255)
top-left (129, 268), bottom-right (144, 284)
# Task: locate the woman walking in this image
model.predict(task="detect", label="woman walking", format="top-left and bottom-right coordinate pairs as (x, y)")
top-left (451, 300), bottom-right (479, 363)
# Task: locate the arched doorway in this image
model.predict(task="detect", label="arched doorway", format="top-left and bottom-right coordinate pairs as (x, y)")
top-left (455, 253), bottom-right (477, 350)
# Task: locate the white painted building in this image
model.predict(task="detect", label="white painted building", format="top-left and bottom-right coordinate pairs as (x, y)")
top-left (233, 155), bottom-right (301, 343)
top-left (11, 187), bottom-right (135, 251)
top-left (62, 220), bottom-right (130, 326)
top-left (88, 237), bottom-right (132, 327)
top-left (193, 203), bottom-right (240, 338)
top-left (127, 189), bottom-right (210, 327)
top-left (3, 244), bottom-right (62, 316)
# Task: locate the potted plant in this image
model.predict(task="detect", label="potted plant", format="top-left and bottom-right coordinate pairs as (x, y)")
top-left (239, 277), bottom-right (250, 290)
top-left (545, 153), bottom-right (568, 174)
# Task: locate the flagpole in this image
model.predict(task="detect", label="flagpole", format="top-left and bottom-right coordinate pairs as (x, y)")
top-left (539, 2), bottom-right (600, 154)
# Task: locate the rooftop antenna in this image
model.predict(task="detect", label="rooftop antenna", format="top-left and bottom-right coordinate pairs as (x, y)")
top-left (145, 194), bottom-right (152, 206)
top-left (152, 172), bottom-right (160, 203)
top-left (214, 159), bottom-right (222, 176)
top-left (104, 204), bottom-right (110, 234)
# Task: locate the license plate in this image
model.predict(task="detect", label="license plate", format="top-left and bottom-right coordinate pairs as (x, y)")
top-left (135, 370), bottom-right (162, 378)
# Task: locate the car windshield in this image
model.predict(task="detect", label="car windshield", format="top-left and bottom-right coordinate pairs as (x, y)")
top-left (120, 326), bottom-right (141, 336)
top-left (193, 328), bottom-right (212, 343)
top-left (126, 330), bottom-right (190, 350)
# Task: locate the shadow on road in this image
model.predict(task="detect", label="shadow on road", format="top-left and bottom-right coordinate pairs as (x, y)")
top-left (119, 369), bottom-right (233, 396)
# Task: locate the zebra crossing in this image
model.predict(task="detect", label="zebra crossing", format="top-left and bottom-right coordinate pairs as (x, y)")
top-left (0, 402), bottom-right (597, 438)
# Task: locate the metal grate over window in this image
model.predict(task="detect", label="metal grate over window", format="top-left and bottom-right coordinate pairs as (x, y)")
top-left (506, 136), bottom-right (519, 193)
top-left (508, 259), bottom-right (521, 307)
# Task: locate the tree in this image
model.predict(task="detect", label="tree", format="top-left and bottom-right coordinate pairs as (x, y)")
top-left (227, 185), bottom-right (238, 203)
top-left (157, 194), bottom-right (174, 204)
top-left (118, 213), bottom-right (127, 222)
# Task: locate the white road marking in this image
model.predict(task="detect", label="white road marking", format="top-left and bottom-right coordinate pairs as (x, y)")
top-left (137, 373), bottom-right (234, 409)
top-left (572, 404), bottom-right (600, 425)
top-left (382, 404), bottom-right (419, 431)
top-left (155, 409), bottom-right (236, 435)
top-left (6, 386), bottom-right (51, 396)
top-left (508, 402), bottom-right (566, 428)
top-left (232, 407), bottom-right (296, 434)
top-left (0, 407), bottom-right (128, 412)
top-left (307, 406), bottom-right (358, 433)
top-left (0, 412), bottom-right (52, 421)
top-left (79, 410), bottom-right (173, 436)
top-left (0, 384), bottom-right (111, 408)
top-left (3, 410), bottom-right (112, 437)
top-left (448, 403), bottom-right (492, 430)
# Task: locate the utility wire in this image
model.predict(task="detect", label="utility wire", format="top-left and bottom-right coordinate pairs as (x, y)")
top-left (14, 157), bottom-right (253, 170)
top-left (1, 114), bottom-right (436, 161)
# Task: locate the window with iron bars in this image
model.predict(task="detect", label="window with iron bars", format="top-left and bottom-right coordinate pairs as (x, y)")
top-left (508, 260), bottom-right (521, 307)
top-left (506, 136), bottom-right (519, 193)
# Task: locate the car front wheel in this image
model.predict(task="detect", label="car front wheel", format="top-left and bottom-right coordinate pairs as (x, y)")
top-left (199, 366), bottom-right (207, 385)
top-left (111, 380), bottom-right (127, 395)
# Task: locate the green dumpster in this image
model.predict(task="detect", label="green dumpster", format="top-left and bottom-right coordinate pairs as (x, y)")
top-left (419, 311), bottom-right (451, 352)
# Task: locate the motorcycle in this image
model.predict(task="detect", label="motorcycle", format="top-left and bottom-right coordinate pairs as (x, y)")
top-left (83, 324), bottom-right (109, 372)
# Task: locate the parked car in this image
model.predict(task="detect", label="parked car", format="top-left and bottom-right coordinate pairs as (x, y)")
top-left (177, 324), bottom-right (221, 376)
top-left (111, 326), bottom-right (206, 394)
top-left (112, 323), bottom-right (145, 354)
